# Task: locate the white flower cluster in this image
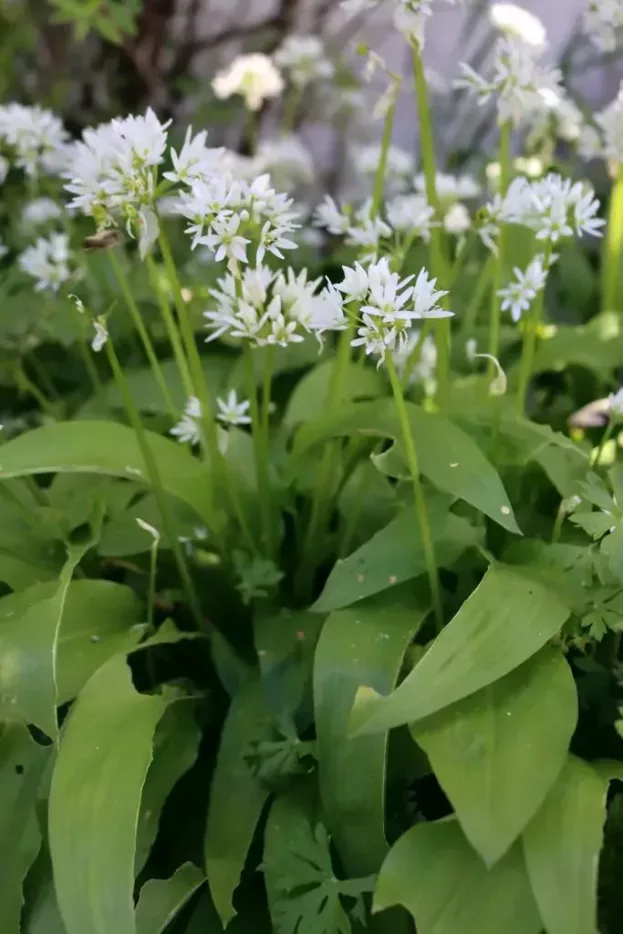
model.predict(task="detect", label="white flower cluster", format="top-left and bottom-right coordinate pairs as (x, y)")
top-left (212, 54), bottom-right (285, 111)
top-left (21, 197), bottom-right (63, 228)
top-left (274, 35), bottom-right (334, 87)
top-left (595, 82), bottom-right (623, 166)
top-left (478, 173), bottom-right (604, 252)
top-left (331, 256), bottom-right (452, 363)
top-left (497, 253), bottom-right (550, 321)
top-left (0, 103), bottom-right (68, 180)
top-left (583, 0), bottom-right (623, 52)
top-left (386, 192), bottom-right (435, 237)
top-left (455, 35), bottom-right (563, 127)
top-left (341, 0), bottom-right (462, 48)
top-left (313, 196), bottom-right (396, 260)
top-left (204, 265), bottom-right (342, 347)
top-left (171, 391), bottom-right (252, 446)
top-left (18, 232), bottom-right (73, 292)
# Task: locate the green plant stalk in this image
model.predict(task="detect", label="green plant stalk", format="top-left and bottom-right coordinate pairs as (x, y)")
top-left (488, 121), bottom-right (512, 380)
top-left (515, 241), bottom-right (553, 417)
top-left (385, 350), bottom-right (444, 631)
top-left (71, 306), bottom-right (104, 399)
top-left (602, 163), bottom-right (623, 313)
top-left (108, 249), bottom-right (177, 419)
top-left (371, 89), bottom-right (398, 218)
top-left (412, 41), bottom-right (450, 405)
top-left (146, 254), bottom-right (194, 398)
top-left (459, 255), bottom-right (494, 337)
top-left (281, 83), bottom-right (304, 134)
top-left (15, 363), bottom-right (58, 417)
top-left (400, 319), bottom-right (434, 391)
top-left (146, 537), bottom-right (158, 631)
top-left (244, 346), bottom-right (274, 557)
top-left (104, 335), bottom-right (204, 629)
top-left (594, 416), bottom-right (616, 468)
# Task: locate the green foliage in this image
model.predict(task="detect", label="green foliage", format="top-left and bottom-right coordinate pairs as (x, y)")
top-left (48, 0), bottom-right (141, 44)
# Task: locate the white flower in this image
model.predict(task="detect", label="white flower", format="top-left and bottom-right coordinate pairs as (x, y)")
top-left (164, 126), bottom-right (224, 186)
top-left (386, 193), bottom-right (435, 238)
top-left (313, 195), bottom-right (351, 235)
top-left (21, 197), bottom-right (62, 227)
top-left (392, 0), bottom-right (463, 48)
top-left (490, 3), bottom-right (546, 47)
top-left (596, 82), bottom-right (623, 165)
top-left (414, 171), bottom-right (480, 203)
top-left (498, 253), bottom-right (549, 321)
top-left (0, 236), bottom-right (8, 259)
top-left (345, 199), bottom-right (392, 256)
top-left (198, 213), bottom-right (251, 268)
top-left (455, 35), bottom-right (563, 127)
top-left (212, 54), bottom-right (285, 111)
top-left (274, 35), bottom-right (334, 86)
top-left (444, 202), bottom-right (471, 234)
top-left (0, 103), bottom-right (69, 176)
top-left (68, 293), bottom-right (85, 314)
top-left (171, 396), bottom-right (202, 445)
top-left (91, 317), bottom-right (109, 352)
top-left (609, 387), bottom-right (623, 416)
top-left (393, 329), bottom-right (437, 389)
top-left (340, 0), bottom-right (379, 11)
top-left (306, 284), bottom-right (348, 343)
top-left (18, 232), bottom-right (72, 292)
top-left (583, 0), bottom-right (623, 52)
top-left (216, 390), bottom-right (252, 427)
top-left (337, 261), bottom-right (372, 301)
top-left (498, 174), bottom-right (604, 243)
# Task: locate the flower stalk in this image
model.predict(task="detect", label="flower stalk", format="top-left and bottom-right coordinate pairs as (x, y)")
top-left (488, 121), bottom-right (512, 379)
top-left (602, 163), bottom-right (623, 312)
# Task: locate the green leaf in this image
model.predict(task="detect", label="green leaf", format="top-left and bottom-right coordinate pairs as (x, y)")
top-left (49, 655), bottom-right (168, 934)
top-left (412, 648), bottom-right (577, 864)
top-left (0, 539), bottom-right (92, 737)
top-left (313, 505), bottom-right (480, 613)
top-left (533, 311), bottom-right (623, 376)
top-left (22, 849), bottom-right (67, 934)
top-left (135, 863), bottom-right (205, 934)
top-left (0, 421), bottom-right (214, 526)
top-left (284, 360), bottom-right (383, 428)
top-left (135, 703), bottom-right (201, 873)
top-left (523, 755), bottom-right (609, 934)
top-left (314, 590), bottom-right (427, 875)
top-left (204, 676), bottom-right (272, 927)
top-left (292, 399), bottom-right (520, 532)
top-left (374, 819), bottom-right (542, 934)
top-left (0, 724), bottom-right (51, 934)
top-left (351, 563), bottom-right (571, 736)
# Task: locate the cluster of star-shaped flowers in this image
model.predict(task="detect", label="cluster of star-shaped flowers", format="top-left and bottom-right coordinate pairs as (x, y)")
top-left (497, 253), bottom-right (551, 322)
top-left (273, 35), bottom-right (335, 87)
top-left (583, 0), bottom-right (623, 52)
top-left (203, 265), bottom-right (345, 347)
top-left (340, 0), bottom-right (463, 49)
top-left (18, 232), bottom-right (74, 292)
top-left (455, 34), bottom-right (563, 127)
top-left (0, 103), bottom-right (69, 182)
top-left (332, 256), bottom-right (452, 363)
top-left (478, 173), bottom-right (604, 254)
top-left (170, 391), bottom-right (252, 447)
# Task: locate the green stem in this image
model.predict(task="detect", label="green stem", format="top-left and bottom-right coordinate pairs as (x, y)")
top-left (595, 416), bottom-right (616, 468)
top-left (602, 163), bottom-right (623, 313)
top-left (386, 350), bottom-right (444, 631)
top-left (244, 347), bottom-right (273, 556)
top-left (72, 308), bottom-right (104, 400)
top-left (459, 255), bottom-right (494, 337)
top-left (104, 336), bottom-right (204, 629)
top-left (411, 42), bottom-right (450, 406)
top-left (281, 83), bottom-right (304, 134)
top-left (15, 364), bottom-right (57, 417)
top-left (515, 242), bottom-right (553, 417)
top-left (371, 87), bottom-right (398, 218)
top-left (488, 121), bottom-right (512, 380)
top-left (146, 254), bottom-right (194, 398)
top-left (146, 538), bottom-right (158, 631)
top-left (108, 250), bottom-right (177, 419)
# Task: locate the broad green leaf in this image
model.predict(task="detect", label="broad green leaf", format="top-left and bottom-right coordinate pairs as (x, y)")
top-left (523, 755), bottom-right (609, 934)
top-left (22, 849), bottom-right (67, 934)
top-left (49, 655), bottom-right (168, 934)
top-left (314, 590), bottom-right (427, 875)
top-left (184, 890), bottom-right (223, 934)
top-left (374, 819), bottom-right (542, 934)
top-left (292, 399), bottom-right (520, 532)
top-left (313, 506), bottom-right (480, 613)
top-left (254, 608), bottom-right (324, 718)
top-left (205, 676), bottom-right (272, 927)
top-left (284, 360), bottom-right (383, 428)
top-left (0, 540), bottom-right (91, 737)
top-left (413, 648), bottom-right (577, 864)
top-left (264, 784), bottom-right (374, 934)
top-left (0, 421), bottom-right (214, 526)
top-left (533, 312), bottom-right (622, 376)
top-left (135, 863), bottom-right (205, 934)
top-left (135, 703), bottom-right (201, 873)
top-left (351, 563), bottom-right (571, 736)
top-left (0, 724), bottom-right (51, 934)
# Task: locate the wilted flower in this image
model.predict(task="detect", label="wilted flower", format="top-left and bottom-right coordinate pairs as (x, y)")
top-left (216, 390), bottom-right (252, 427)
top-left (466, 339), bottom-right (508, 395)
top-left (91, 317), bottom-right (109, 352)
top-left (274, 35), bottom-right (334, 86)
top-left (212, 54), bottom-right (284, 111)
top-left (18, 232), bottom-right (73, 292)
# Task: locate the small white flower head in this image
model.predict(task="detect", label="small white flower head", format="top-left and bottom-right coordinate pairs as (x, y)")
top-left (392, 328), bottom-right (437, 391)
top-left (171, 396), bottom-right (202, 446)
top-left (443, 202), bottom-right (471, 234)
top-left (0, 103), bottom-right (69, 177)
top-left (455, 34), bottom-right (563, 127)
top-left (490, 2), bottom-right (546, 47)
top-left (68, 293), bottom-right (85, 314)
top-left (212, 54), bottom-right (285, 111)
top-left (136, 517), bottom-right (160, 543)
top-left (498, 253), bottom-right (549, 322)
top-left (21, 197), bottom-right (63, 228)
top-left (164, 126), bottom-right (224, 187)
top-left (18, 232), bottom-right (73, 292)
top-left (313, 195), bottom-right (351, 235)
top-left (583, 0), bottom-right (623, 52)
top-left (274, 35), bottom-right (334, 87)
top-left (595, 82), bottom-right (623, 165)
top-left (392, 0), bottom-right (463, 49)
top-left (91, 317), bottom-right (109, 353)
top-left (345, 199), bottom-right (392, 258)
top-left (216, 390), bottom-right (252, 427)
top-left (386, 192), bottom-right (435, 238)
top-left (414, 171), bottom-right (480, 205)
top-left (498, 174), bottom-right (605, 243)
top-left (609, 387), bottom-right (623, 417)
